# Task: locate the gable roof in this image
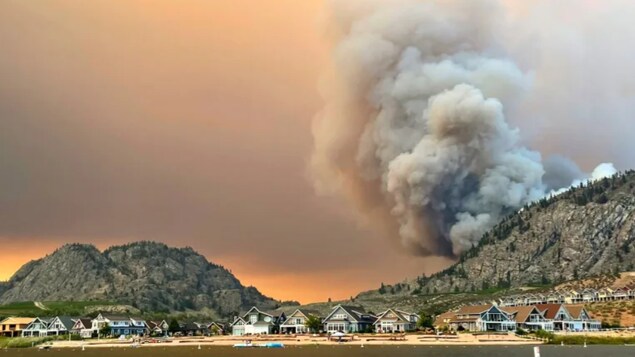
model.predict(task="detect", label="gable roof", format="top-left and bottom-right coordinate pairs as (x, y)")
top-left (0, 317), bottom-right (35, 325)
top-left (99, 314), bottom-right (129, 321)
top-left (534, 304), bottom-right (565, 320)
top-left (456, 304), bottom-right (493, 315)
top-left (323, 305), bottom-right (375, 323)
top-left (73, 318), bottom-right (92, 330)
top-left (50, 316), bottom-right (76, 330)
top-left (501, 306), bottom-right (541, 323)
top-left (434, 312), bottom-right (456, 327)
top-left (242, 307), bottom-right (273, 319)
top-left (281, 309), bottom-right (321, 325)
top-left (565, 305), bottom-right (586, 319)
top-left (373, 308), bottom-right (415, 325)
top-left (230, 317), bottom-right (246, 327)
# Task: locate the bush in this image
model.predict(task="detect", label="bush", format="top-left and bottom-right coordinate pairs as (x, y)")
top-left (515, 328), bottom-right (528, 336)
top-left (534, 329), bottom-right (554, 341)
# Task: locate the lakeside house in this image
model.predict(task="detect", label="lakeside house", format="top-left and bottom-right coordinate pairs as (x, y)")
top-left (0, 317), bottom-right (34, 338)
top-left (448, 305), bottom-right (516, 332)
top-left (373, 308), bottom-right (418, 333)
top-left (91, 314), bottom-right (148, 336)
top-left (148, 320), bottom-right (169, 336)
top-left (46, 316), bottom-right (75, 335)
top-left (321, 305), bottom-right (376, 333)
top-left (230, 307), bottom-right (286, 336)
top-left (71, 318), bottom-right (94, 338)
top-left (207, 321), bottom-right (225, 335)
top-left (501, 306), bottom-right (553, 331)
top-left (21, 317), bottom-right (52, 337)
top-left (443, 303), bottom-right (600, 332)
top-left (279, 309), bottom-right (321, 334)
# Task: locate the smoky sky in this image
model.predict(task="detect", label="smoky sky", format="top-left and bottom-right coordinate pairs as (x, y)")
top-left (1, 0), bottom-right (635, 301)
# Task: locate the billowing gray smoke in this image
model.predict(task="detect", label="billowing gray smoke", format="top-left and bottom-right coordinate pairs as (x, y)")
top-left (310, 0), bottom-right (615, 257)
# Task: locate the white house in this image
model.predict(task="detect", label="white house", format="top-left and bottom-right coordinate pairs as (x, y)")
top-left (230, 307), bottom-right (285, 336)
top-left (71, 318), bottom-right (94, 338)
top-left (280, 309), bottom-right (320, 334)
top-left (21, 317), bottom-right (51, 337)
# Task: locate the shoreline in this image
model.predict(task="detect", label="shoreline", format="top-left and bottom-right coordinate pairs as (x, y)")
top-left (42, 334), bottom-right (543, 348)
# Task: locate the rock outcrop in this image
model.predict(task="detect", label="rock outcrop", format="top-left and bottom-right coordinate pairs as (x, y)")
top-left (0, 242), bottom-right (278, 318)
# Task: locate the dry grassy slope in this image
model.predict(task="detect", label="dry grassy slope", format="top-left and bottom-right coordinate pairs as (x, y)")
top-left (586, 300), bottom-right (635, 327)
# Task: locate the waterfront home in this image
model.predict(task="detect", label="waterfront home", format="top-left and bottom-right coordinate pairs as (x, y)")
top-left (21, 317), bottom-right (51, 337)
top-left (373, 308), bottom-right (418, 333)
top-left (0, 317), bottom-right (34, 338)
top-left (280, 309), bottom-right (321, 334)
top-left (207, 321), bottom-right (225, 335)
top-left (565, 305), bottom-right (601, 331)
top-left (502, 306), bottom-right (553, 331)
top-left (534, 304), bottom-right (599, 331)
top-left (322, 305), bottom-right (376, 333)
top-left (449, 305), bottom-right (516, 332)
top-left (92, 314), bottom-right (147, 336)
top-left (181, 322), bottom-right (209, 336)
top-left (148, 320), bottom-right (169, 336)
top-left (71, 318), bottom-right (94, 338)
top-left (46, 316), bottom-right (76, 335)
top-left (433, 312), bottom-right (456, 330)
top-left (230, 307), bottom-right (285, 336)
top-left (230, 317), bottom-right (247, 336)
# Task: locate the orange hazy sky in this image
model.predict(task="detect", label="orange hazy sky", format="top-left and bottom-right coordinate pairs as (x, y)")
top-left (0, 0), bottom-right (452, 303)
top-left (2, 0), bottom-right (633, 304)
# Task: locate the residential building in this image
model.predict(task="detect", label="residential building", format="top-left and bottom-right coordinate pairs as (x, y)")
top-left (321, 305), bottom-right (376, 333)
top-left (449, 305), bottom-right (516, 332)
top-left (373, 308), bottom-right (418, 333)
top-left (280, 309), bottom-right (321, 334)
top-left (230, 307), bottom-right (285, 336)
top-left (21, 317), bottom-right (52, 337)
top-left (502, 306), bottom-right (553, 331)
top-left (46, 316), bottom-right (76, 335)
top-left (92, 314), bottom-right (147, 336)
top-left (535, 304), bottom-right (600, 331)
top-left (71, 318), bottom-right (94, 338)
top-left (0, 317), bottom-right (34, 338)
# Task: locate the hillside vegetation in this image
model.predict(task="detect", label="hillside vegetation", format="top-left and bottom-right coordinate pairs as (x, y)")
top-left (0, 242), bottom-right (281, 319)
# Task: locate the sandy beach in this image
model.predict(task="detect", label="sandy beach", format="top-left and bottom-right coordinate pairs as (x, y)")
top-left (43, 333), bottom-right (544, 349)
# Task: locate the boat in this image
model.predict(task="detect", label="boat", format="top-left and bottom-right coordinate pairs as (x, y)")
top-left (261, 343), bottom-right (284, 348)
top-left (233, 343), bottom-right (255, 348)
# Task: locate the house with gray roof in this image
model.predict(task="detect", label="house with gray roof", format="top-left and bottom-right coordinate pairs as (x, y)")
top-left (21, 317), bottom-right (52, 337)
top-left (373, 308), bottom-right (418, 333)
top-left (322, 305), bottom-right (376, 333)
top-left (280, 309), bottom-right (321, 334)
top-left (230, 307), bottom-right (286, 336)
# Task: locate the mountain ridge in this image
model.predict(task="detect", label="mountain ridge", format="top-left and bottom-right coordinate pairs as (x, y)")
top-left (0, 241), bottom-right (280, 318)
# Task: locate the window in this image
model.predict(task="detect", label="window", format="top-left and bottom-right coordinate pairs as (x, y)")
top-left (250, 315), bottom-right (258, 323)
top-left (295, 318), bottom-right (303, 325)
top-left (333, 314), bottom-right (347, 319)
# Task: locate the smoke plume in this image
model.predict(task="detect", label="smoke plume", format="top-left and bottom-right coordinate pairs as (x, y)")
top-left (310, 0), bottom-right (619, 257)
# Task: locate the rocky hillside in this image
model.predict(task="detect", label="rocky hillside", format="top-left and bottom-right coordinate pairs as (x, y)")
top-left (337, 170), bottom-right (635, 313)
top-left (416, 170), bottom-right (635, 293)
top-left (0, 242), bottom-right (279, 318)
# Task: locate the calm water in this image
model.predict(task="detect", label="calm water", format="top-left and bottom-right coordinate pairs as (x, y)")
top-left (1, 346), bottom-right (635, 357)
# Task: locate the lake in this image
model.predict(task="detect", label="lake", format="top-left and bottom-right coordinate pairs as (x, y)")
top-left (1, 346), bottom-right (635, 357)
